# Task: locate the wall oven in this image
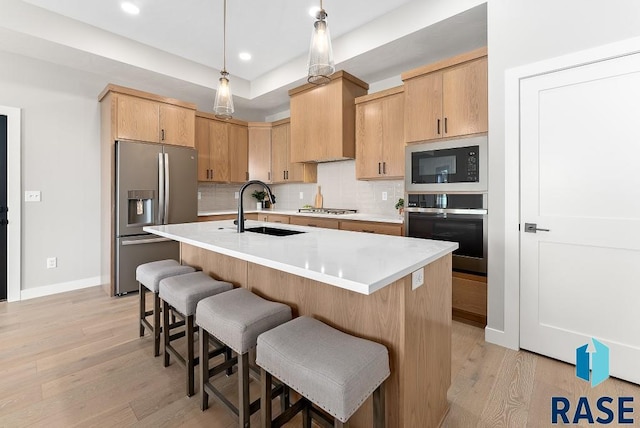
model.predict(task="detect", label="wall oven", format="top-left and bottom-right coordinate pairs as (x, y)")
top-left (406, 193), bottom-right (487, 275)
top-left (405, 135), bottom-right (487, 193)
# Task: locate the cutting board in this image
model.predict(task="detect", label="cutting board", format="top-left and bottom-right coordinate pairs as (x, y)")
top-left (314, 186), bottom-right (323, 208)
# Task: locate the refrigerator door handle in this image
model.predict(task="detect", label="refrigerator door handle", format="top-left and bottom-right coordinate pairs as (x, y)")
top-left (158, 153), bottom-right (165, 224)
top-left (121, 237), bottom-right (173, 246)
top-left (164, 152), bottom-right (170, 224)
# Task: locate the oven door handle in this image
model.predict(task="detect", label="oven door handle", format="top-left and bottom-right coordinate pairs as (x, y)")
top-left (406, 207), bottom-right (487, 215)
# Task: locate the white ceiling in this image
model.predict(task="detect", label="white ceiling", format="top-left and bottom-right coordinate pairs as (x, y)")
top-left (3, 0), bottom-right (488, 120)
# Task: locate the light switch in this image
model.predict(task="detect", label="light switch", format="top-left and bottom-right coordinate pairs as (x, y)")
top-left (25, 191), bottom-right (41, 202)
top-left (197, 192), bottom-right (202, 200)
top-left (382, 192), bottom-right (388, 201)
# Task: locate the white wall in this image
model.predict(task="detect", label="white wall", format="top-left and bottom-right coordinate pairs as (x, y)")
top-left (486, 0), bottom-right (640, 343)
top-left (0, 51), bottom-right (104, 296)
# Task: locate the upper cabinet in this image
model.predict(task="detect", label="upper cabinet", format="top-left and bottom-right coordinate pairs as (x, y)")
top-left (248, 123), bottom-right (272, 183)
top-left (228, 123), bottom-right (249, 183)
top-left (270, 119), bottom-right (317, 184)
top-left (289, 71), bottom-right (369, 163)
top-left (195, 112), bottom-right (248, 183)
top-left (99, 84), bottom-right (196, 147)
top-left (402, 48), bottom-right (488, 143)
top-left (355, 87), bottom-right (405, 180)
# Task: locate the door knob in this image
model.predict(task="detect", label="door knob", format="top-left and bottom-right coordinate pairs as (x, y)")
top-left (524, 223), bottom-right (550, 233)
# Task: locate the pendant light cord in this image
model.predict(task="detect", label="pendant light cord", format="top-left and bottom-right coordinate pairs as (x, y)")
top-left (222, 0), bottom-right (227, 73)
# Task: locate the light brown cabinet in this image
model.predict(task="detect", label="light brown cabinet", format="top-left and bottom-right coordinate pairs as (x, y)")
top-left (338, 220), bottom-right (403, 236)
top-left (256, 213), bottom-right (290, 224)
top-left (196, 117), bottom-right (229, 182)
top-left (355, 87), bottom-right (405, 180)
top-left (452, 271), bottom-right (487, 327)
top-left (289, 216), bottom-right (340, 230)
top-left (271, 119), bottom-right (317, 184)
top-left (248, 123), bottom-right (272, 182)
top-left (228, 123), bottom-right (249, 183)
top-left (195, 113), bottom-right (248, 183)
top-left (110, 90), bottom-right (195, 147)
top-left (289, 71), bottom-right (369, 163)
top-left (402, 48), bottom-right (488, 143)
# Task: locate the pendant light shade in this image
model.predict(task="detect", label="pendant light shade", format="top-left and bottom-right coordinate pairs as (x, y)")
top-left (214, 71), bottom-right (234, 119)
top-left (214, 0), bottom-right (234, 119)
top-left (307, 1), bottom-right (334, 85)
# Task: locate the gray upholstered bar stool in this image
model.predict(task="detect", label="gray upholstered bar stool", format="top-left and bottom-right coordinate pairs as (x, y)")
top-left (136, 259), bottom-right (195, 357)
top-left (196, 288), bottom-right (292, 428)
top-left (158, 271), bottom-right (233, 397)
top-left (256, 316), bottom-right (390, 428)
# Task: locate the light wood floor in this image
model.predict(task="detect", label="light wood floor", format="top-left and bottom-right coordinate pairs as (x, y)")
top-left (1, 287), bottom-right (638, 427)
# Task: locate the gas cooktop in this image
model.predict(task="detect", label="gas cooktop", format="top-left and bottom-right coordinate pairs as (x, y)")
top-left (297, 208), bottom-right (357, 215)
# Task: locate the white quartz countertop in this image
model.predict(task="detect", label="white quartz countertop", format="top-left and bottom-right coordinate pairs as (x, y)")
top-left (144, 220), bottom-right (457, 295)
top-left (198, 209), bottom-right (403, 224)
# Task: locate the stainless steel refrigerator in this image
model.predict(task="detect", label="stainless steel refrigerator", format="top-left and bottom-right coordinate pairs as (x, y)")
top-left (114, 140), bottom-right (197, 295)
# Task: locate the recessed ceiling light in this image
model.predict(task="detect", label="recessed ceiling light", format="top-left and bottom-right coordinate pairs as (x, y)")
top-left (121, 2), bottom-right (140, 15)
top-left (308, 6), bottom-right (321, 18)
top-left (239, 52), bottom-right (252, 61)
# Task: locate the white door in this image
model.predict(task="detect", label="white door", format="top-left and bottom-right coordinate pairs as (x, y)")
top-left (520, 52), bottom-right (640, 385)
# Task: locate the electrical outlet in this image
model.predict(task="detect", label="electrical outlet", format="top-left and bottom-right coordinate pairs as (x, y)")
top-left (382, 191), bottom-right (388, 201)
top-left (25, 191), bottom-right (41, 202)
top-left (46, 257), bottom-right (57, 269)
top-left (299, 192), bottom-right (304, 199)
top-left (411, 267), bottom-right (424, 290)
top-left (197, 192), bottom-right (202, 200)
top-left (234, 192), bottom-right (239, 199)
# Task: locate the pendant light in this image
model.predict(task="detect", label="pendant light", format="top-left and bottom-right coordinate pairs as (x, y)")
top-left (213, 0), bottom-right (234, 119)
top-left (307, 0), bottom-right (335, 85)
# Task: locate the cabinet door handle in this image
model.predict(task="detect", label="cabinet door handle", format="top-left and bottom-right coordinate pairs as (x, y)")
top-left (210, 169), bottom-right (214, 179)
top-left (362, 229), bottom-right (375, 233)
top-left (378, 162), bottom-right (381, 174)
top-left (307, 224), bottom-right (318, 227)
top-left (286, 170), bottom-right (289, 180)
top-left (246, 172), bottom-right (249, 180)
top-left (444, 117), bottom-right (448, 134)
top-left (283, 171), bottom-right (286, 180)
top-left (161, 129), bottom-right (165, 141)
top-left (437, 119), bottom-right (440, 135)
top-left (268, 171), bottom-right (271, 181)
top-left (206, 169), bottom-right (209, 179)
top-left (383, 162), bottom-right (386, 174)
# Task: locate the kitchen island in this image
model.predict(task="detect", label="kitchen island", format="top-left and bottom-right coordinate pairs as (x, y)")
top-left (145, 220), bottom-right (457, 427)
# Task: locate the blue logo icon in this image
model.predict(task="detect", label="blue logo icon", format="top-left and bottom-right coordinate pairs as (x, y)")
top-left (576, 338), bottom-right (609, 387)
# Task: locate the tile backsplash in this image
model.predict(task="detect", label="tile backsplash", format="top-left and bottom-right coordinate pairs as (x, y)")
top-left (198, 160), bottom-right (404, 217)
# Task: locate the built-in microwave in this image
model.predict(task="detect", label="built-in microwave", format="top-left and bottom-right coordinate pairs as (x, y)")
top-left (405, 135), bottom-right (487, 192)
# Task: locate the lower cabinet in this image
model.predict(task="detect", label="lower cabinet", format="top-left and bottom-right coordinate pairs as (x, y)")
top-left (256, 213), bottom-right (290, 223)
top-left (289, 216), bottom-right (340, 230)
top-left (198, 214), bottom-right (236, 221)
top-left (452, 271), bottom-right (487, 327)
top-left (339, 220), bottom-right (402, 236)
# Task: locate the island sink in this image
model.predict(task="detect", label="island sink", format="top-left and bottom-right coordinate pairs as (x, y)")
top-left (245, 226), bottom-right (305, 237)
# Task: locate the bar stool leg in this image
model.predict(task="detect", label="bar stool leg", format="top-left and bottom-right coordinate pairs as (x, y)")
top-left (153, 293), bottom-right (161, 357)
top-left (260, 368), bottom-right (272, 428)
top-left (281, 384), bottom-right (290, 413)
top-left (138, 282), bottom-right (146, 337)
top-left (162, 300), bottom-right (170, 367)
top-left (373, 383), bottom-right (385, 428)
top-left (200, 329), bottom-right (210, 411)
top-left (238, 353), bottom-right (250, 428)
top-left (302, 406), bottom-right (311, 428)
top-left (225, 347), bottom-right (233, 376)
top-left (186, 315), bottom-right (195, 397)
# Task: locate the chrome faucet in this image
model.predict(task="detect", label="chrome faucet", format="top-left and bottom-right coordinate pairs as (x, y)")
top-left (237, 180), bottom-right (276, 232)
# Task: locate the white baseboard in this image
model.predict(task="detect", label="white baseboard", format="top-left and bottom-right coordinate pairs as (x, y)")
top-left (485, 326), bottom-right (519, 351)
top-left (20, 276), bottom-right (102, 300)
